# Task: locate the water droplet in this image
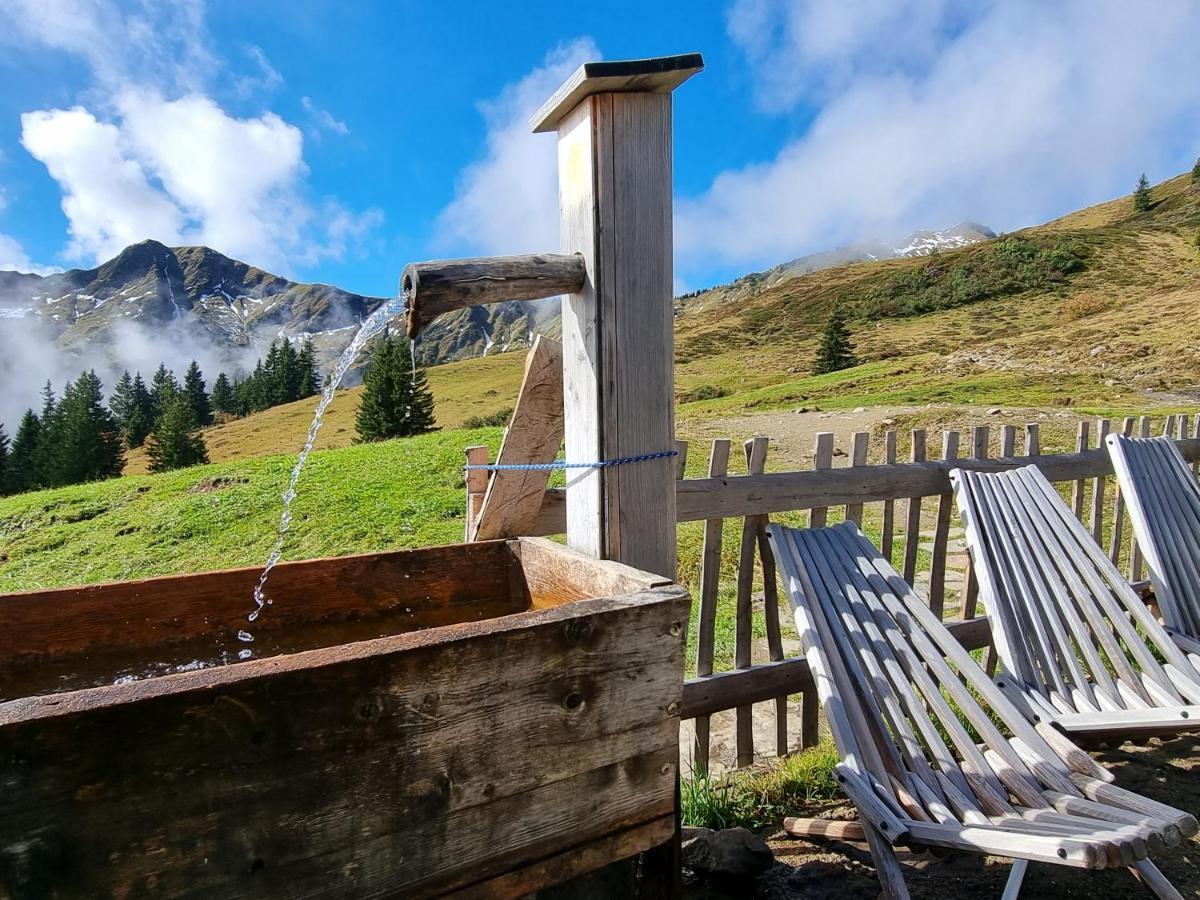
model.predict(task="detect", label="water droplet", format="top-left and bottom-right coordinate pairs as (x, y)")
top-left (238, 649), bottom-right (253, 660)
top-left (237, 630), bottom-right (254, 643)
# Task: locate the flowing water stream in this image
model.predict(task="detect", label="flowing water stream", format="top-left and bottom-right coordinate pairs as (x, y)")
top-left (237, 293), bottom-right (410, 658)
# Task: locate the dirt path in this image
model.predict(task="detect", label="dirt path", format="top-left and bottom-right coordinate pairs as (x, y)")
top-left (681, 406), bottom-right (919, 469)
top-left (684, 734), bottom-right (1200, 899)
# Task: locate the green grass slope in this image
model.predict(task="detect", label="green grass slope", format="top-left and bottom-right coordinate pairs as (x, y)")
top-left (1, 428), bottom-right (501, 593)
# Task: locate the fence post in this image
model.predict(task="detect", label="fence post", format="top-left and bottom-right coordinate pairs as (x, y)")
top-left (692, 439), bottom-right (731, 775)
top-left (463, 446), bottom-right (489, 541)
top-left (929, 430), bottom-right (959, 618)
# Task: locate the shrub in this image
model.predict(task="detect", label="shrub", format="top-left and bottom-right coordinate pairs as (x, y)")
top-left (1058, 293), bottom-right (1111, 322)
top-left (678, 384), bottom-right (729, 404)
top-left (859, 235), bottom-right (1089, 319)
top-left (463, 407), bottom-right (512, 429)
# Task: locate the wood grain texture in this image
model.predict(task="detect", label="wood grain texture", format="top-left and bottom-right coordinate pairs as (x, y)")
top-left (531, 54), bottom-right (703, 132)
top-left (558, 91), bottom-right (677, 578)
top-left (472, 336), bottom-right (565, 541)
top-left (0, 540), bottom-right (531, 674)
top-left (929, 430), bottom-right (960, 617)
top-left (0, 543), bottom-right (691, 899)
top-left (403, 253), bottom-right (585, 337)
top-left (693, 439), bottom-right (732, 773)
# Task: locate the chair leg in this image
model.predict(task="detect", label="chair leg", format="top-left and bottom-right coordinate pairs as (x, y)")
top-left (1130, 859), bottom-right (1184, 900)
top-left (862, 821), bottom-right (910, 900)
top-left (1000, 858), bottom-right (1028, 900)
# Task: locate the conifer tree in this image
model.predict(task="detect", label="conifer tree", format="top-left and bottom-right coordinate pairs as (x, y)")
top-left (812, 306), bottom-right (858, 375)
top-left (125, 372), bottom-right (155, 448)
top-left (109, 371), bottom-right (136, 429)
top-left (1192, 157), bottom-right (1200, 184)
top-left (146, 395), bottom-right (209, 473)
top-left (0, 423), bottom-right (8, 496)
top-left (298, 339), bottom-right (320, 398)
top-left (183, 360), bottom-right (213, 426)
top-left (355, 332), bottom-right (436, 442)
top-left (1133, 173), bottom-right (1152, 212)
top-left (56, 371), bottom-right (124, 484)
top-left (150, 364), bottom-right (179, 420)
top-left (7, 410), bottom-right (40, 494)
top-left (211, 372), bottom-right (236, 416)
top-left (35, 381), bottom-right (63, 487)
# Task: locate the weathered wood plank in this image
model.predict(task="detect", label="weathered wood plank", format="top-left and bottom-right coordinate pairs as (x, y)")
top-left (693, 439), bottom-right (731, 774)
top-left (403, 254), bottom-right (585, 338)
top-left (0, 541), bottom-right (532, 672)
top-left (1091, 419), bottom-right (1112, 543)
top-left (844, 432), bottom-right (870, 526)
top-left (1072, 421), bottom-right (1090, 519)
top-left (472, 337), bottom-right (565, 541)
top-left (961, 427), bottom-right (989, 621)
top-left (464, 445), bottom-right (490, 540)
top-left (902, 430), bottom-right (927, 585)
top-left (531, 54), bottom-right (704, 132)
top-left (929, 431), bottom-right (960, 618)
top-left (558, 91), bottom-right (678, 578)
top-left (0, 576), bottom-right (691, 898)
top-left (881, 430), bottom-right (898, 560)
top-left (1108, 417), bottom-right (1135, 564)
top-left (735, 437), bottom-right (770, 767)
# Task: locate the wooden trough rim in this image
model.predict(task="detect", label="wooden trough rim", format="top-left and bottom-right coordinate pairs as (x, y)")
top-left (0, 537), bottom-right (685, 727)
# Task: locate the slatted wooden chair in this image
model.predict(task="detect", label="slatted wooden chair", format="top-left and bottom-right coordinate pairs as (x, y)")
top-left (768, 520), bottom-right (1193, 900)
top-left (1107, 434), bottom-right (1200, 650)
top-left (952, 465), bottom-right (1200, 740)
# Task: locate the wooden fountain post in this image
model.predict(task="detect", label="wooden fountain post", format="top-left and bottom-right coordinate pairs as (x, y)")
top-left (532, 54), bottom-right (702, 580)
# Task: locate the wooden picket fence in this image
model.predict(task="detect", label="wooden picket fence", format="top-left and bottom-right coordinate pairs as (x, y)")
top-left (465, 411), bottom-right (1200, 772)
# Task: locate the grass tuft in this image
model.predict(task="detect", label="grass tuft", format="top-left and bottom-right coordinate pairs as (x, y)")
top-left (681, 741), bottom-right (842, 830)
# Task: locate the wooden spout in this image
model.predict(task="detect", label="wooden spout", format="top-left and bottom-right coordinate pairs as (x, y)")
top-left (403, 252), bottom-right (586, 338)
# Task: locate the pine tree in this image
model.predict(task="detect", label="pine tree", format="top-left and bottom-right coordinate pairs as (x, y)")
top-left (1192, 157), bottom-right (1200, 184)
top-left (57, 371), bottom-right (124, 484)
top-left (183, 360), bottom-right (213, 426)
top-left (0, 423), bottom-right (8, 496)
top-left (35, 381), bottom-right (64, 487)
top-left (146, 395), bottom-right (209, 473)
top-left (211, 372), bottom-right (236, 416)
top-left (355, 332), bottom-right (436, 442)
top-left (109, 371), bottom-right (136, 430)
top-left (278, 337), bottom-right (301, 404)
top-left (150, 364), bottom-right (179, 420)
top-left (812, 307), bottom-right (858, 375)
top-left (298, 339), bottom-right (320, 398)
top-left (125, 372), bottom-right (155, 448)
top-left (1133, 173), bottom-right (1152, 212)
top-left (7, 410), bottom-right (40, 494)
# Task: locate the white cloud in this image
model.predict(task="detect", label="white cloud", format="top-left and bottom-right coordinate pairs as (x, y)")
top-left (4, 0), bottom-right (380, 274)
top-left (435, 38), bottom-right (599, 256)
top-left (0, 232), bottom-right (54, 273)
top-left (679, 0), bottom-right (1200, 274)
top-left (0, 0), bottom-right (213, 94)
top-left (301, 96), bottom-right (350, 137)
top-left (21, 105), bottom-right (187, 260)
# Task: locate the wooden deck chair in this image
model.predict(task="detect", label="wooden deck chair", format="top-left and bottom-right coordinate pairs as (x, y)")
top-left (768, 521), bottom-right (1194, 900)
top-left (1107, 434), bottom-right (1200, 650)
top-left (952, 464), bottom-right (1200, 740)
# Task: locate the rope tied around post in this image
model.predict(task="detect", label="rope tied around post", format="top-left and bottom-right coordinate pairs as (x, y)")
top-left (464, 449), bottom-right (679, 472)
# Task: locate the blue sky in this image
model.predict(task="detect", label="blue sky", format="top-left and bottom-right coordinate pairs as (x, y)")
top-left (1, 0), bottom-right (1198, 298)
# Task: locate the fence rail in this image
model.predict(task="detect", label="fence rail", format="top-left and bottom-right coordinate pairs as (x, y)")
top-left (467, 412), bottom-right (1200, 772)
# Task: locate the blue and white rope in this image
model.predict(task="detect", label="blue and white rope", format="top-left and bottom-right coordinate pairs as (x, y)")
top-left (464, 449), bottom-right (678, 472)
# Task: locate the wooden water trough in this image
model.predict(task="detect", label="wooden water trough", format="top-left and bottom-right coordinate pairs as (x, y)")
top-left (0, 538), bottom-right (689, 897)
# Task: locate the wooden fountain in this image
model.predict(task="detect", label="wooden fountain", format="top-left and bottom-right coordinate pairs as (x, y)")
top-left (0, 53), bottom-right (702, 898)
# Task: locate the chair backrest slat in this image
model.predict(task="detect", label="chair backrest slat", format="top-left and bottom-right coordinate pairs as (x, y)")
top-left (952, 463), bottom-right (1198, 714)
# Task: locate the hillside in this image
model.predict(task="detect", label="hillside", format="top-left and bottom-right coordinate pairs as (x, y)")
top-left (122, 350), bottom-right (528, 473)
top-left (674, 173), bottom-right (1200, 397)
top-left (121, 174), bottom-right (1197, 471)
